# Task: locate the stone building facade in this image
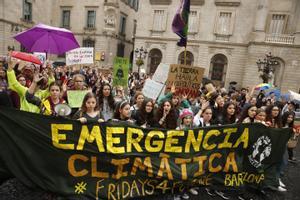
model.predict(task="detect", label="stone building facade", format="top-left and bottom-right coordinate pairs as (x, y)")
top-left (0, 0), bottom-right (138, 67)
top-left (133, 0), bottom-right (300, 92)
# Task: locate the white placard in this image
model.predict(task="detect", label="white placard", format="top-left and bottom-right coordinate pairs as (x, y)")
top-left (152, 63), bottom-right (170, 84)
top-left (66, 47), bottom-right (94, 66)
top-left (289, 90), bottom-right (300, 102)
top-left (142, 79), bottom-right (165, 100)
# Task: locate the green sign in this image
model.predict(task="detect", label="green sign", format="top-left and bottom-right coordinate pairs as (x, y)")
top-left (113, 57), bottom-right (129, 88)
top-left (67, 90), bottom-right (89, 108)
top-left (0, 107), bottom-right (291, 199)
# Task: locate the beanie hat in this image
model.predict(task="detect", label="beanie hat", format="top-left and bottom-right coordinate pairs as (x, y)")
top-left (179, 109), bottom-right (193, 119)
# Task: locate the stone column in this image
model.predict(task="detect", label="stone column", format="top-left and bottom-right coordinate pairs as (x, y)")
top-left (294, 0), bottom-right (300, 44)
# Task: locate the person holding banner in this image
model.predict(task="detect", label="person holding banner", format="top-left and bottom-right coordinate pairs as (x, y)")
top-left (113, 101), bottom-right (134, 123)
top-left (98, 83), bottom-right (115, 121)
top-left (177, 109), bottom-right (194, 130)
top-left (155, 100), bottom-right (178, 129)
top-left (193, 104), bottom-right (214, 127)
top-left (132, 98), bottom-right (156, 128)
top-left (265, 105), bottom-right (287, 192)
top-left (73, 92), bottom-right (104, 123)
top-left (265, 105), bottom-right (282, 128)
top-left (254, 108), bottom-right (267, 125)
top-left (237, 105), bottom-right (258, 123)
top-left (130, 91), bottom-right (145, 119)
top-left (215, 102), bottom-right (237, 125)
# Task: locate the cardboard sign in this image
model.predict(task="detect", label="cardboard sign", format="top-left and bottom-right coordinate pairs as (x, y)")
top-left (152, 63), bottom-right (170, 84)
top-left (142, 79), bottom-right (165, 100)
top-left (166, 64), bottom-right (205, 97)
top-left (113, 57), bottom-right (129, 88)
top-left (98, 68), bottom-right (111, 77)
top-left (67, 90), bottom-right (89, 108)
top-left (66, 48), bottom-right (94, 66)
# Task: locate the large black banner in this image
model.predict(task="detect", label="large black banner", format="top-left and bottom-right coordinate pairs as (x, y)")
top-left (0, 107), bottom-right (291, 199)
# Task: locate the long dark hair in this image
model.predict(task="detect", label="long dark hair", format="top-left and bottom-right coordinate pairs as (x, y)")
top-left (113, 101), bottom-right (130, 120)
top-left (265, 105), bottom-right (282, 128)
top-left (282, 111), bottom-right (295, 128)
top-left (134, 98), bottom-right (155, 126)
top-left (80, 92), bottom-right (99, 113)
top-left (238, 105), bottom-right (256, 123)
top-left (220, 102), bottom-right (237, 124)
top-left (98, 83), bottom-right (115, 110)
top-left (155, 100), bottom-right (177, 129)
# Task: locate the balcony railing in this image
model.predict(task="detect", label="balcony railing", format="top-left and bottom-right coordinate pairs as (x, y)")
top-left (265, 34), bottom-right (295, 44)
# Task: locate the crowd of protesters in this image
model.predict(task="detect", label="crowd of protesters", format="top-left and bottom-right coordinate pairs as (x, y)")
top-left (0, 53), bottom-right (300, 200)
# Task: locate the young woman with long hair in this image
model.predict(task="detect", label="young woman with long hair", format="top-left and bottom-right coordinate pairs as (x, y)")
top-left (193, 101), bottom-right (213, 127)
top-left (98, 83), bottom-right (115, 121)
top-left (130, 91), bottom-right (145, 119)
top-left (155, 100), bottom-right (177, 129)
top-left (113, 101), bottom-right (134, 123)
top-left (73, 92), bottom-right (104, 123)
top-left (26, 79), bottom-right (65, 116)
top-left (238, 105), bottom-right (257, 123)
top-left (132, 98), bottom-right (156, 128)
top-left (265, 105), bottom-right (282, 128)
top-left (216, 102), bottom-right (237, 125)
top-left (282, 111), bottom-right (299, 162)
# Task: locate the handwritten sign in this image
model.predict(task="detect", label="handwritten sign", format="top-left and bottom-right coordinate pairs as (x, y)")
top-left (166, 64), bottom-right (205, 97)
top-left (66, 48), bottom-right (94, 66)
top-left (142, 79), bottom-right (165, 100)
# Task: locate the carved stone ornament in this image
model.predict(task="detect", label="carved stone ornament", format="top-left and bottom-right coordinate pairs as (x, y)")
top-left (104, 15), bottom-right (116, 27)
top-left (104, 8), bottom-right (116, 28)
top-left (191, 0), bottom-right (205, 6)
top-left (149, 0), bottom-right (172, 5)
top-left (215, 0), bottom-right (241, 7)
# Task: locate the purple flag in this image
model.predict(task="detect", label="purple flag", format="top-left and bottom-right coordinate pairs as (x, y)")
top-left (172, 0), bottom-right (190, 47)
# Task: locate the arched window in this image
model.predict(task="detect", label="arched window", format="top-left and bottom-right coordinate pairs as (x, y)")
top-left (178, 51), bottom-right (194, 65)
top-left (210, 54), bottom-right (228, 83)
top-left (148, 48), bottom-right (162, 74)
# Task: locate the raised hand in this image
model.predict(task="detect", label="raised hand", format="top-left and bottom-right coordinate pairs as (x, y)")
top-left (201, 100), bottom-right (210, 110)
top-left (33, 70), bottom-right (44, 83)
top-left (182, 92), bottom-right (190, 100)
top-left (171, 83), bottom-right (176, 94)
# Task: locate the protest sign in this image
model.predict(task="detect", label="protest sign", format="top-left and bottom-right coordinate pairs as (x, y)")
top-left (113, 57), bottom-right (129, 88)
top-left (33, 52), bottom-right (47, 64)
top-left (166, 64), bottom-right (205, 97)
top-left (0, 107), bottom-right (291, 199)
top-left (152, 63), bottom-right (170, 84)
top-left (67, 90), bottom-right (89, 108)
top-left (142, 79), bottom-right (165, 100)
top-left (98, 68), bottom-right (111, 77)
top-left (66, 48), bottom-right (94, 66)
top-left (289, 90), bottom-right (300, 103)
